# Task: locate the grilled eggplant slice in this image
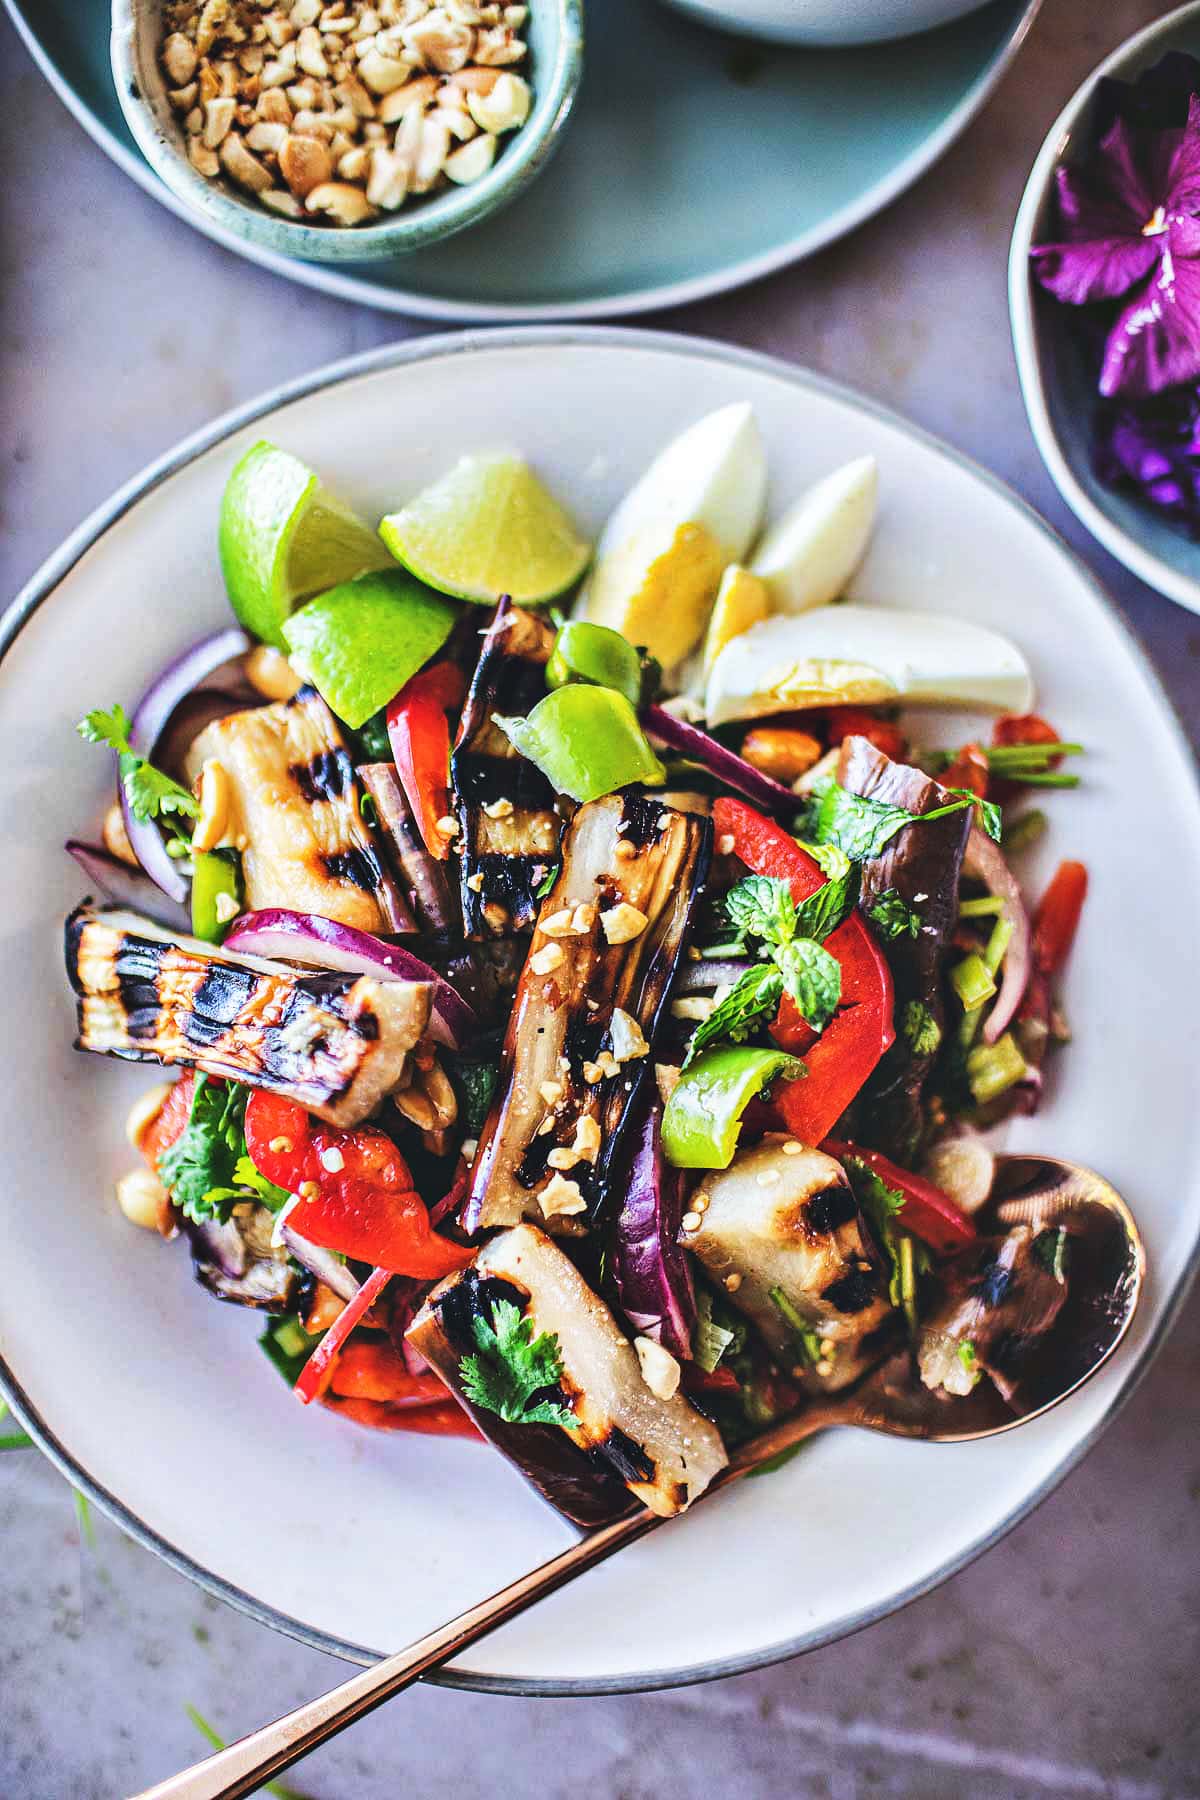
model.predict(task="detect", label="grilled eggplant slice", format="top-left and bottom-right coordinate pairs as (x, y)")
top-left (838, 734), bottom-right (971, 1160)
top-left (184, 687), bottom-right (408, 933)
top-left (686, 1139), bottom-right (895, 1390)
top-left (464, 792), bottom-right (711, 1235)
top-left (357, 762), bottom-right (457, 939)
top-left (917, 1224), bottom-right (1070, 1404)
top-left (65, 905), bottom-right (429, 1127)
top-left (185, 1209), bottom-right (304, 1312)
top-left (409, 1225), bottom-right (727, 1523)
top-left (451, 599), bottom-right (563, 938)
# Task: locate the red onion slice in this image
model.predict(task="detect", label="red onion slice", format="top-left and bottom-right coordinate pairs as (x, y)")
top-left (612, 1103), bottom-right (696, 1360)
top-left (644, 704), bottom-right (797, 817)
top-left (118, 628), bottom-right (253, 903)
top-left (223, 909), bottom-right (478, 1049)
top-left (66, 841), bottom-right (191, 933)
top-left (963, 825), bottom-right (1032, 1044)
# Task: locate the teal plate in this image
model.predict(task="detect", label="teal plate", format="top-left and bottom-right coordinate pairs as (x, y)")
top-left (6, 0), bottom-right (1037, 320)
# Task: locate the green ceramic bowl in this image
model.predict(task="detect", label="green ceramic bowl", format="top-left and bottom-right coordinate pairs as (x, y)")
top-left (110, 0), bottom-right (583, 264)
top-left (1009, 1), bottom-right (1200, 614)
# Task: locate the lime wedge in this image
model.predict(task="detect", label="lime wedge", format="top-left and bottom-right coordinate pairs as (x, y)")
top-left (219, 441), bottom-right (394, 648)
top-left (282, 570), bottom-right (459, 730)
top-left (379, 453), bottom-right (591, 606)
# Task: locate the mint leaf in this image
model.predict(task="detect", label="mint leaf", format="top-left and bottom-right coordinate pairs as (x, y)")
top-left (683, 962), bottom-right (783, 1067)
top-left (867, 887), bottom-right (921, 941)
top-left (724, 875), bottom-right (796, 946)
top-left (800, 777), bottom-right (994, 861)
top-left (776, 936), bottom-right (841, 1032)
top-left (797, 839), bottom-right (851, 882)
top-left (793, 861), bottom-right (859, 944)
top-left (459, 1298), bottom-right (577, 1430)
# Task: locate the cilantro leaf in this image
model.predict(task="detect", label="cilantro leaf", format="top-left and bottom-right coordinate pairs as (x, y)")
top-left (867, 887), bottom-right (922, 941)
top-left (683, 962), bottom-right (783, 1067)
top-left (901, 1000), bottom-right (942, 1057)
top-left (724, 875), bottom-right (796, 946)
top-left (459, 1298), bottom-right (577, 1430)
top-left (157, 1077), bottom-right (251, 1224)
top-left (78, 704), bottom-right (200, 833)
top-left (776, 936), bottom-right (842, 1032)
top-left (201, 1154), bottom-right (293, 1219)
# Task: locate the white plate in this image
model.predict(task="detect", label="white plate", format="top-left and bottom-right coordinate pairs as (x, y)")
top-left (3, 328), bottom-right (1198, 1692)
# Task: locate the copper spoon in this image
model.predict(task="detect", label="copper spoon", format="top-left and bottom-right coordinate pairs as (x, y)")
top-left (132, 1152), bottom-right (1145, 1800)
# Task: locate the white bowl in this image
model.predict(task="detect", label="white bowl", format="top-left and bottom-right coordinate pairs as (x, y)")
top-left (656, 0), bottom-right (994, 49)
top-left (3, 328), bottom-right (1199, 1690)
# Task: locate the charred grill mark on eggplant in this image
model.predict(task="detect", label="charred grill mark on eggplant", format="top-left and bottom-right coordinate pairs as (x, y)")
top-left (289, 747), bottom-right (355, 805)
top-left (409, 1227), bottom-right (727, 1523)
top-left (803, 1185), bottom-right (859, 1236)
top-left (837, 734), bottom-right (972, 1159)
top-left (451, 599), bottom-right (564, 939)
top-left (464, 793), bottom-right (711, 1236)
top-left (184, 686), bottom-right (410, 934)
top-left (65, 905), bottom-right (430, 1127)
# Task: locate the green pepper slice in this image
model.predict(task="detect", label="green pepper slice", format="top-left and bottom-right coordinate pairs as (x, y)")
top-left (497, 684), bottom-right (666, 804)
top-left (546, 620), bottom-right (645, 707)
top-left (662, 1046), bottom-right (801, 1171)
top-left (191, 849), bottom-right (241, 944)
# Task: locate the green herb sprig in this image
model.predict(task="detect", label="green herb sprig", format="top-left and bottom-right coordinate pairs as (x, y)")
top-left (78, 705), bottom-right (199, 846)
top-left (459, 1299), bottom-right (578, 1430)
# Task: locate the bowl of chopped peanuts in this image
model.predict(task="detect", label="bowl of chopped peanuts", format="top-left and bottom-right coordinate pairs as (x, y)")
top-left (111, 0), bottom-right (584, 262)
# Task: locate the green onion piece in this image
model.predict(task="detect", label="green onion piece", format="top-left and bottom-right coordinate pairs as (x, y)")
top-left (1003, 809), bottom-right (1048, 854)
top-left (768, 1286), bottom-right (822, 1366)
top-left (983, 913), bottom-right (1013, 975)
top-left (951, 952), bottom-right (998, 1013)
top-left (897, 1233), bottom-right (919, 1338)
top-left (958, 896), bottom-right (1005, 918)
top-left (966, 1032), bottom-right (1028, 1104)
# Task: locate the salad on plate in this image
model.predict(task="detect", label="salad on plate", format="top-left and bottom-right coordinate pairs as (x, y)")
top-left (63, 406), bottom-right (1089, 1526)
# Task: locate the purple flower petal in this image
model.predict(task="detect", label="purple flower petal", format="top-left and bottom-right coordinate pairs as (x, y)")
top-left (1164, 95), bottom-right (1200, 216)
top-left (1100, 214), bottom-right (1200, 396)
top-left (1094, 381), bottom-right (1200, 537)
top-left (1031, 234), bottom-right (1158, 305)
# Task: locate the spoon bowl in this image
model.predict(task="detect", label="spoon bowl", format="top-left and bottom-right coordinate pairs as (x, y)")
top-left (770, 1151), bottom-right (1146, 1451)
top-left (134, 1150), bottom-right (1146, 1800)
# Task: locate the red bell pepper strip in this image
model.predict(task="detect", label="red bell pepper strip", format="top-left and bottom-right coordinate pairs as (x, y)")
top-left (139, 1071), bottom-right (197, 1167)
top-left (824, 1139), bottom-right (976, 1254)
top-left (712, 798), bottom-right (895, 1147)
top-left (386, 660), bottom-right (467, 861)
top-left (321, 1393), bottom-right (481, 1437)
top-left (824, 708), bottom-right (906, 761)
top-left (327, 1340), bottom-right (448, 1406)
top-left (293, 1263), bottom-right (392, 1405)
top-left (940, 741), bottom-right (990, 800)
top-left (244, 1092), bottom-right (473, 1280)
top-left (1032, 861), bottom-right (1088, 977)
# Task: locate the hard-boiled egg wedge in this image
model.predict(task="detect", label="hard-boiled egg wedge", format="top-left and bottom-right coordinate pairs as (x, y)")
top-left (750, 455), bottom-right (878, 614)
top-left (578, 403), bottom-right (767, 671)
top-left (701, 564), bottom-right (771, 674)
top-left (705, 606), bottom-right (1034, 727)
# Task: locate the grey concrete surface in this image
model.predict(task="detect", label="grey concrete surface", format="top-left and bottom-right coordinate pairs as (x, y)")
top-left (2, 0), bottom-right (1199, 1794)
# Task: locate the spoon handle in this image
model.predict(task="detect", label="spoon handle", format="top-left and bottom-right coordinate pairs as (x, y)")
top-left (131, 1409), bottom-right (835, 1800)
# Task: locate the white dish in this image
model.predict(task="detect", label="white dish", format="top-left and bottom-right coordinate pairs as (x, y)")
top-left (656, 0), bottom-right (992, 49)
top-left (3, 327), bottom-right (1198, 1692)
